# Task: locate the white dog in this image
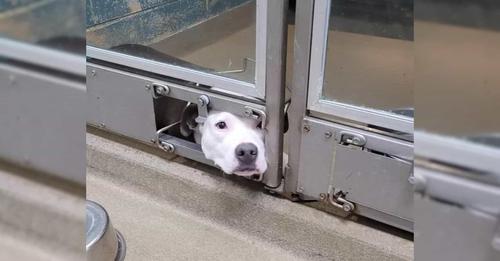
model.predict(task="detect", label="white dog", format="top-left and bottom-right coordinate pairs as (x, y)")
top-left (180, 104), bottom-right (267, 179)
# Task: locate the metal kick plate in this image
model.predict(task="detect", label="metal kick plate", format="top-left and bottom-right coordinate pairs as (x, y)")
top-left (333, 145), bottom-right (413, 220)
top-left (415, 195), bottom-right (500, 261)
top-left (0, 63), bottom-right (85, 184)
top-left (297, 116), bottom-right (413, 230)
top-left (87, 64), bottom-right (158, 143)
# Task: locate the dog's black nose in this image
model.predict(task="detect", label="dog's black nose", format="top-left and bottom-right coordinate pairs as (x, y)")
top-left (235, 143), bottom-right (258, 164)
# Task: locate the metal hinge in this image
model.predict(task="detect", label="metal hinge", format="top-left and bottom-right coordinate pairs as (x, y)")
top-left (327, 185), bottom-right (355, 212)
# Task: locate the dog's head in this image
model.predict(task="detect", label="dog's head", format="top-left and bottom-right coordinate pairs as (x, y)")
top-left (180, 104), bottom-right (267, 179)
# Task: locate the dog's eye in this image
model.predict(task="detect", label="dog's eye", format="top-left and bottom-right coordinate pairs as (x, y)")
top-left (215, 121), bottom-right (227, 129)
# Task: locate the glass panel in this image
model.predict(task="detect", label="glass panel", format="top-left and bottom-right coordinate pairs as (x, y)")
top-left (415, 0), bottom-right (500, 148)
top-left (86, 0), bottom-right (256, 83)
top-left (0, 0), bottom-right (85, 55)
top-left (322, 0), bottom-right (413, 116)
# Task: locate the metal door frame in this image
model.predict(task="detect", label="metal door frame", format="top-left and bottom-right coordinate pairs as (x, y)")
top-left (87, 0), bottom-right (270, 100)
top-left (307, 0), bottom-right (413, 134)
top-left (0, 38), bottom-right (85, 76)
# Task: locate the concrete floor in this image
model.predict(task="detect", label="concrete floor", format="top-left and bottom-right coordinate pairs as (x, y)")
top-left (0, 162), bottom-right (85, 261)
top-left (87, 130), bottom-right (413, 261)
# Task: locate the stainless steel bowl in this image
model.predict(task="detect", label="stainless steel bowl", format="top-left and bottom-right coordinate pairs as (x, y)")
top-left (86, 200), bottom-right (126, 261)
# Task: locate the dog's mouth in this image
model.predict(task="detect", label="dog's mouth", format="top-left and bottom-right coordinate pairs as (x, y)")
top-left (233, 167), bottom-right (262, 181)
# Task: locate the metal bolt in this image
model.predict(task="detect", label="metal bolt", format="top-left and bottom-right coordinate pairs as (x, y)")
top-left (324, 131), bottom-right (332, 139)
top-left (198, 95), bottom-right (209, 107)
top-left (303, 125), bottom-right (311, 133)
top-left (343, 204), bottom-right (353, 212)
top-left (145, 84), bottom-right (151, 90)
top-left (319, 193), bottom-right (327, 200)
top-left (161, 142), bottom-right (175, 153)
top-left (352, 137), bottom-right (362, 145)
top-left (154, 85), bottom-right (169, 96)
top-left (91, 70), bottom-right (96, 77)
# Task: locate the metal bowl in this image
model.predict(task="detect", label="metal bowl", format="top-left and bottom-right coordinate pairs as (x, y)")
top-left (86, 200), bottom-right (126, 261)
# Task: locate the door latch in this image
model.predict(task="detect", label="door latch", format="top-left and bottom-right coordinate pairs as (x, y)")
top-left (243, 106), bottom-right (266, 130)
top-left (336, 131), bottom-right (366, 147)
top-left (195, 95), bottom-right (210, 124)
top-left (327, 185), bottom-right (355, 212)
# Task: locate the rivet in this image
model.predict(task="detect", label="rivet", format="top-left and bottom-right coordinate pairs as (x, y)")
top-left (303, 125), bottom-right (311, 133)
top-left (324, 131), bottom-right (332, 139)
top-left (91, 70), bottom-right (96, 77)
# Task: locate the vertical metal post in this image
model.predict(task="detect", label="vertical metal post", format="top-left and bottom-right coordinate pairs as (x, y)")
top-left (285, 0), bottom-right (315, 193)
top-left (262, 0), bottom-right (288, 188)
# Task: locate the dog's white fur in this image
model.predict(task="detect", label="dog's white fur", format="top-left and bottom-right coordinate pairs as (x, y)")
top-left (199, 111), bottom-right (267, 177)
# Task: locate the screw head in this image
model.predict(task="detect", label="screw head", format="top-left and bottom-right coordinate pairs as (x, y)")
top-left (91, 70), bottom-right (96, 77)
top-left (324, 131), bottom-right (332, 139)
top-left (145, 84), bottom-right (151, 90)
top-left (156, 86), bottom-right (167, 95)
top-left (343, 204), bottom-right (353, 212)
top-left (303, 125), bottom-right (311, 133)
top-left (319, 193), bottom-right (327, 200)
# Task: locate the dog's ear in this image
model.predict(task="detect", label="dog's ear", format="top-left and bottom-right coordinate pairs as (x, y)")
top-left (180, 103), bottom-right (199, 137)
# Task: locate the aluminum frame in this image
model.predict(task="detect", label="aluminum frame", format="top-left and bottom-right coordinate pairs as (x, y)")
top-left (262, 0), bottom-right (287, 188)
top-left (86, 0), bottom-right (269, 100)
top-left (286, 0), bottom-right (314, 193)
top-left (0, 37), bottom-right (85, 77)
top-left (307, 0), bottom-right (413, 134)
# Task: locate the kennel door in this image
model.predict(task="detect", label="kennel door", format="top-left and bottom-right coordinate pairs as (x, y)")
top-left (86, 0), bottom-right (287, 188)
top-left (86, 0), bottom-right (266, 99)
top-left (290, 0), bottom-right (414, 231)
top-left (307, 0), bottom-right (413, 133)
